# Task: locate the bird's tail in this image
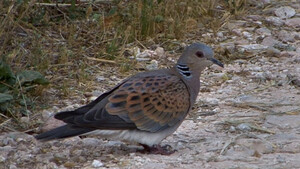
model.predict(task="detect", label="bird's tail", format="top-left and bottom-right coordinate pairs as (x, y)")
top-left (35, 125), bottom-right (94, 141)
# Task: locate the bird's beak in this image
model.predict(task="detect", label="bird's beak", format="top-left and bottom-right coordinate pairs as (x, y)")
top-left (209, 58), bottom-right (224, 68)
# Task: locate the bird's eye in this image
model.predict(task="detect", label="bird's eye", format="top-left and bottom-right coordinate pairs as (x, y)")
top-left (196, 51), bottom-right (204, 58)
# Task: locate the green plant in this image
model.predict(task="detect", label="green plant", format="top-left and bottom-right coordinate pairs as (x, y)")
top-left (0, 59), bottom-right (48, 123)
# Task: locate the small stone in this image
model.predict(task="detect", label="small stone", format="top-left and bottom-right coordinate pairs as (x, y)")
top-left (251, 72), bottom-right (273, 82)
top-left (236, 123), bottom-right (252, 132)
top-left (96, 76), bottom-right (105, 82)
top-left (41, 115), bottom-right (66, 132)
top-left (88, 96), bottom-right (97, 102)
top-left (53, 152), bottom-right (68, 161)
top-left (261, 0), bottom-right (270, 4)
top-left (2, 137), bottom-right (16, 146)
top-left (41, 110), bottom-right (53, 120)
top-left (235, 39), bottom-right (249, 45)
top-left (291, 78), bottom-right (300, 87)
top-left (278, 30), bottom-right (295, 42)
top-left (274, 6), bottom-right (296, 19)
top-left (265, 16), bottom-right (284, 26)
top-left (232, 29), bottom-right (242, 36)
top-left (0, 156), bottom-right (6, 162)
top-left (256, 27), bottom-right (271, 37)
top-left (131, 47), bottom-right (140, 57)
top-left (47, 162), bottom-right (59, 169)
top-left (237, 138), bottom-right (274, 154)
top-left (20, 117), bottom-right (30, 124)
top-left (229, 126), bottom-right (236, 132)
top-left (227, 21), bottom-right (246, 30)
top-left (266, 47), bottom-right (280, 57)
top-left (136, 49), bottom-right (154, 60)
top-left (277, 155), bottom-right (286, 163)
top-left (234, 59), bottom-right (247, 64)
top-left (285, 18), bottom-right (300, 28)
top-left (110, 75), bottom-right (118, 81)
top-left (265, 115), bottom-right (300, 129)
top-left (92, 159), bottom-right (104, 168)
top-left (247, 15), bottom-right (262, 21)
top-left (81, 138), bottom-right (101, 146)
top-left (146, 60), bottom-right (158, 70)
top-left (280, 51), bottom-right (297, 58)
top-left (217, 32), bottom-right (224, 38)
top-left (238, 44), bottom-right (268, 52)
top-left (261, 37), bottom-right (279, 47)
top-left (105, 140), bottom-right (123, 147)
top-left (208, 73), bottom-right (227, 83)
top-left (9, 164), bottom-right (18, 169)
top-left (294, 57), bottom-right (300, 63)
top-left (242, 31), bottom-right (252, 39)
top-left (204, 97), bottom-right (220, 106)
top-left (154, 47), bottom-right (165, 58)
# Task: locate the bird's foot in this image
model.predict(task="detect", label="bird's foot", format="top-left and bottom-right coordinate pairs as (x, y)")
top-left (139, 144), bottom-right (176, 155)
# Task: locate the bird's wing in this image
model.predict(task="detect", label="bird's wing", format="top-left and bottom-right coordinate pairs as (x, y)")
top-left (105, 74), bottom-right (190, 132)
top-left (55, 74), bottom-right (190, 133)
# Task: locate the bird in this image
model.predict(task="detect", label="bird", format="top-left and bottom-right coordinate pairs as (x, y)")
top-left (35, 43), bottom-right (224, 155)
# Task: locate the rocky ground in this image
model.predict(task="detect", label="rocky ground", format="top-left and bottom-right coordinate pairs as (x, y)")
top-left (1, 0), bottom-right (300, 168)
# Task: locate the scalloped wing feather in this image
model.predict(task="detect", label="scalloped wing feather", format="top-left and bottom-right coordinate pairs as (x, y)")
top-left (105, 75), bottom-right (190, 132)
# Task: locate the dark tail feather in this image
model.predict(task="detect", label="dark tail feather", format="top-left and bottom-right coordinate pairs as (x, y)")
top-left (35, 125), bottom-right (94, 141)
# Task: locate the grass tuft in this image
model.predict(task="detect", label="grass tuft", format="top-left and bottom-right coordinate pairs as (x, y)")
top-left (0, 0), bottom-right (249, 131)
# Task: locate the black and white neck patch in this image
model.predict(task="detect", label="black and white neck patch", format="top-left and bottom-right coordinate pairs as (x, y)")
top-left (176, 64), bottom-right (192, 78)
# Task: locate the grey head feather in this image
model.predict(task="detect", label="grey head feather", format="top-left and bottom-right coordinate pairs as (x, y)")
top-left (177, 43), bottom-right (214, 65)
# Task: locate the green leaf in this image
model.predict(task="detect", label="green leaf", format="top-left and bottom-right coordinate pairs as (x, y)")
top-left (0, 60), bottom-right (15, 80)
top-left (0, 60), bottom-right (16, 92)
top-left (17, 70), bottom-right (49, 85)
top-left (108, 6), bottom-right (117, 16)
top-left (0, 93), bottom-right (13, 103)
top-left (154, 15), bottom-right (164, 23)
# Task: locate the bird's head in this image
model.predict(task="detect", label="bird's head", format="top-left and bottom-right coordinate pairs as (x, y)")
top-left (177, 43), bottom-right (223, 73)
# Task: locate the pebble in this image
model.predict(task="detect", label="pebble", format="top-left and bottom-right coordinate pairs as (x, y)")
top-left (231, 29), bottom-right (242, 36)
top-left (236, 123), bottom-right (252, 132)
top-left (242, 31), bottom-right (252, 40)
top-left (265, 47), bottom-right (280, 57)
top-left (229, 126), bottom-right (236, 132)
top-left (96, 76), bottom-right (105, 82)
top-left (294, 57), bottom-right (300, 63)
top-left (265, 16), bottom-right (284, 26)
top-left (81, 138), bottom-right (101, 146)
top-left (291, 77), bottom-right (300, 87)
top-left (278, 30), bottom-right (295, 42)
top-left (261, 37), bottom-right (279, 47)
top-left (276, 155), bottom-right (286, 163)
top-left (255, 27), bottom-right (271, 37)
top-left (232, 95), bottom-right (257, 104)
top-left (105, 140), bottom-right (123, 147)
top-left (274, 6), bottom-right (296, 19)
top-left (92, 159), bottom-right (104, 168)
top-left (0, 155), bottom-right (6, 162)
top-left (265, 115), bottom-right (300, 129)
top-left (209, 73), bottom-right (227, 82)
top-left (146, 60), bottom-right (158, 70)
top-left (285, 18), bottom-right (300, 28)
top-left (217, 32), bottom-right (224, 38)
top-left (154, 47), bottom-right (165, 58)
top-left (9, 164), bottom-right (18, 169)
top-left (237, 138), bottom-right (274, 154)
top-left (20, 117), bottom-right (30, 124)
top-left (251, 72), bottom-right (273, 82)
top-left (238, 44), bottom-right (268, 52)
top-left (204, 97), bottom-right (220, 106)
